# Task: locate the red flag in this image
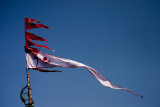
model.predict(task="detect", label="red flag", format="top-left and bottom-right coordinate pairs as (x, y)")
top-left (25, 39), bottom-right (52, 51)
top-left (25, 23), bottom-right (50, 30)
top-left (25, 17), bottom-right (40, 23)
top-left (25, 31), bottom-right (47, 42)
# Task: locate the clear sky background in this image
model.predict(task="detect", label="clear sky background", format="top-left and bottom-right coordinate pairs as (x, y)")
top-left (0, 0), bottom-right (160, 107)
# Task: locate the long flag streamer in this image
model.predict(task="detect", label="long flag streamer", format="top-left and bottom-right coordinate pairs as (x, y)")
top-left (24, 17), bottom-right (143, 99)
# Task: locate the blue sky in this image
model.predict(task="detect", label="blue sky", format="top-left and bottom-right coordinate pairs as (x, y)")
top-left (0, 0), bottom-right (160, 107)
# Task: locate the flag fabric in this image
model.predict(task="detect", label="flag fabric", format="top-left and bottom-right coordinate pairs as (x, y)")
top-left (25, 17), bottom-right (40, 23)
top-left (24, 17), bottom-right (51, 50)
top-left (25, 47), bottom-right (54, 68)
top-left (34, 68), bottom-right (61, 72)
top-left (25, 22), bottom-right (50, 30)
top-left (24, 17), bottom-right (143, 98)
top-left (25, 31), bottom-right (47, 42)
top-left (25, 39), bottom-right (52, 51)
top-left (25, 46), bottom-right (143, 98)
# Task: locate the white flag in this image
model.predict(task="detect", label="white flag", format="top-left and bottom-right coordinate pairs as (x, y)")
top-left (25, 50), bottom-right (143, 98)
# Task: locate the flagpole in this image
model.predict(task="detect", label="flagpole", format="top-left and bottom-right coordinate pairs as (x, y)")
top-left (26, 68), bottom-right (34, 107)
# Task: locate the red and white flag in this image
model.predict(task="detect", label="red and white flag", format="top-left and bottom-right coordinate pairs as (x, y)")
top-left (25, 47), bottom-right (143, 98)
top-left (24, 17), bottom-right (143, 98)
